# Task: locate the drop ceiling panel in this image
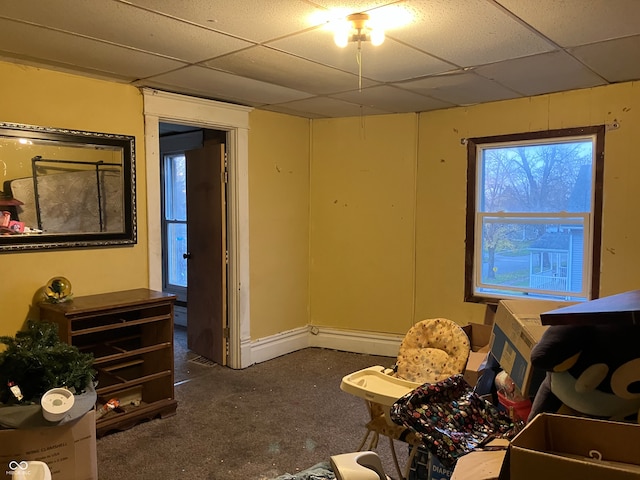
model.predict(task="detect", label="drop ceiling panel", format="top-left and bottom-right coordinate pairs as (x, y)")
top-left (0, 19), bottom-right (186, 79)
top-left (263, 96), bottom-right (389, 118)
top-left (475, 50), bottom-right (607, 97)
top-left (570, 35), bottom-right (640, 83)
top-left (495, 0), bottom-right (640, 47)
top-left (0, 0), bottom-right (252, 63)
top-left (391, 0), bottom-right (556, 67)
top-left (399, 72), bottom-right (521, 106)
top-left (332, 85), bottom-right (453, 113)
top-left (123, 0), bottom-right (327, 42)
top-left (271, 32), bottom-right (456, 83)
top-left (202, 46), bottom-right (377, 95)
top-left (261, 104), bottom-right (325, 119)
top-left (309, 0), bottom-right (401, 10)
top-left (143, 65), bottom-right (314, 106)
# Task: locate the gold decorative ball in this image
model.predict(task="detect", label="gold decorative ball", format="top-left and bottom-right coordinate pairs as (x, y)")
top-left (44, 276), bottom-right (73, 303)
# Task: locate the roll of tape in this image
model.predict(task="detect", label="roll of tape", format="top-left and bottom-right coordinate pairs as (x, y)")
top-left (41, 388), bottom-right (75, 422)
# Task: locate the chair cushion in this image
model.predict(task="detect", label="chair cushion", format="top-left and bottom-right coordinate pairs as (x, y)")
top-left (395, 318), bottom-right (470, 384)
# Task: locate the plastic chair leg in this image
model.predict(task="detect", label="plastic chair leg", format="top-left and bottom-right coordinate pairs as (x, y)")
top-left (388, 437), bottom-right (405, 480)
top-left (404, 445), bottom-right (419, 480)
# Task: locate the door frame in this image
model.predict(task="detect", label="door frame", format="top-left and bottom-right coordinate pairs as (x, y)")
top-left (142, 88), bottom-right (252, 369)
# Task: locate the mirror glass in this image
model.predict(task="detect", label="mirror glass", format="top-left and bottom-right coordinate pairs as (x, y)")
top-left (0, 122), bottom-right (136, 251)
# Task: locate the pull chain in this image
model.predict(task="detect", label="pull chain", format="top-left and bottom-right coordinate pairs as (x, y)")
top-left (356, 39), bottom-right (363, 92)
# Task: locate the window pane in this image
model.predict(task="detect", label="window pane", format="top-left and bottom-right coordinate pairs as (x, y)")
top-left (466, 127), bottom-right (603, 303)
top-left (480, 140), bottom-right (593, 214)
top-left (166, 222), bottom-right (187, 287)
top-left (163, 154), bottom-right (186, 221)
top-left (476, 215), bottom-right (588, 300)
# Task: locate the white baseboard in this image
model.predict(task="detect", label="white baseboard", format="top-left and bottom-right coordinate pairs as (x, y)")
top-left (249, 326), bottom-right (309, 365)
top-left (308, 326), bottom-right (403, 357)
top-left (238, 336), bottom-right (255, 369)
top-left (248, 325), bottom-right (402, 366)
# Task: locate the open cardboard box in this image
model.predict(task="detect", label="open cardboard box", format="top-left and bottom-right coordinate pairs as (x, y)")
top-left (462, 323), bottom-right (493, 386)
top-left (453, 414), bottom-right (640, 480)
top-left (489, 299), bottom-right (574, 396)
top-left (504, 413), bottom-right (640, 480)
top-left (0, 409), bottom-right (97, 480)
top-left (451, 439), bottom-right (509, 480)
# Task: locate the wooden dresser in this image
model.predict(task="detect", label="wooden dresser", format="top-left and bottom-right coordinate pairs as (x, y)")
top-left (39, 288), bottom-right (178, 436)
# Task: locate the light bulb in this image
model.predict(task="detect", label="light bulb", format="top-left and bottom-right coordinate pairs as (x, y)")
top-left (370, 28), bottom-right (385, 46)
top-left (333, 19), bottom-right (350, 48)
top-left (334, 30), bottom-right (349, 48)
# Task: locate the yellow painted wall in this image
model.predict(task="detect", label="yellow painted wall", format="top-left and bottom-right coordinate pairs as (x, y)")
top-left (310, 82), bottom-right (640, 334)
top-left (310, 114), bottom-right (418, 334)
top-left (2, 59), bottom-right (638, 349)
top-left (248, 110), bottom-right (311, 340)
top-left (414, 82), bottom-right (640, 324)
top-left (0, 62), bottom-right (148, 337)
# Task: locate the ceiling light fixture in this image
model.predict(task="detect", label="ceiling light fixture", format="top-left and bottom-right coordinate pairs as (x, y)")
top-left (332, 12), bottom-right (384, 92)
top-left (333, 12), bottom-right (385, 48)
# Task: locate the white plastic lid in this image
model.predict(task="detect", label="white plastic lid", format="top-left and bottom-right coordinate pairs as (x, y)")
top-left (41, 388), bottom-right (75, 422)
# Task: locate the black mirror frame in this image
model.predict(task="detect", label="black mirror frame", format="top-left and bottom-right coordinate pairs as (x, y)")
top-left (0, 122), bottom-right (137, 252)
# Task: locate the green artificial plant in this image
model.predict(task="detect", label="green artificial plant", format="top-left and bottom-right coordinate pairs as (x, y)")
top-left (0, 320), bottom-right (95, 405)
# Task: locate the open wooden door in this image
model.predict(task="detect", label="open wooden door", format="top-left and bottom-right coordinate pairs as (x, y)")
top-left (184, 141), bottom-right (227, 365)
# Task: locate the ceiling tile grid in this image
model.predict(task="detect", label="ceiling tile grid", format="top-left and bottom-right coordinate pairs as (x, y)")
top-left (202, 46), bottom-right (377, 95)
top-left (0, 18), bottom-right (187, 80)
top-left (0, 0), bottom-right (639, 118)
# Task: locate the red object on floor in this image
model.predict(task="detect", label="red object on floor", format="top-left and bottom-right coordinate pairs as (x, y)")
top-left (497, 391), bottom-right (532, 422)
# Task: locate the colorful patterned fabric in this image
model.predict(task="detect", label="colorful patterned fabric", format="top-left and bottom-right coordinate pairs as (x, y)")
top-left (365, 402), bottom-right (422, 445)
top-left (390, 374), bottom-right (518, 468)
top-left (395, 318), bottom-right (470, 384)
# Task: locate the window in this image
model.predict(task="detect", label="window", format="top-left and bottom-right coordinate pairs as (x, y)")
top-left (163, 153), bottom-right (187, 293)
top-left (465, 126), bottom-right (604, 303)
top-left (159, 128), bottom-right (204, 304)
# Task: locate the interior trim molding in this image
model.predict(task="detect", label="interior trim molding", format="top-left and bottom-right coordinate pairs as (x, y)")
top-left (141, 87), bottom-right (253, 369)
top-left (308, 326), bottom-right (403, 358)
top-left (250, 326), bottom-right (310, 365)
top-left (249, 325), bottom-right (402, 365)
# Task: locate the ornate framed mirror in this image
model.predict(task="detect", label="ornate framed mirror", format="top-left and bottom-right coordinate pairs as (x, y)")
top-left (0, 122), bottom-right (136, 252)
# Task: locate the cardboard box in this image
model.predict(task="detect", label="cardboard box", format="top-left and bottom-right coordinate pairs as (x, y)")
top-left (489, 300), bottom-right (573, 396)
top-left (451, 450), bottom-right (508, 480)
top-left (464, 323), bottom-right (493, 351)
top-left (0, 410), bottom-right (97, 480)
top-left (409, 446), bottom-right (454, 480)
top-left (462, 323), bottom-right (493, 386)
top-left (506, 413), bottom-right (640, 480)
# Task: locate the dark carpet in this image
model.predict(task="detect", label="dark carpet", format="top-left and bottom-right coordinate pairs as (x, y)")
top-left (96, 327), bottom-right (407, 479)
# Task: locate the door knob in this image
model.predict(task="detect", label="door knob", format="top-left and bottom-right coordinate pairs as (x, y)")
top-left (183, 252), bottom-right (191, 259)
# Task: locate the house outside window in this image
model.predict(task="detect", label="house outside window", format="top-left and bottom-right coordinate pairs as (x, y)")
top-left (465, 126), bottom-right (605, 303)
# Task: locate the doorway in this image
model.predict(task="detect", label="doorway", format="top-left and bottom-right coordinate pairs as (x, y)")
top-left (143, 87), bottom-right (252, 369)
top-left (159, 124), bottom-right (228, 365)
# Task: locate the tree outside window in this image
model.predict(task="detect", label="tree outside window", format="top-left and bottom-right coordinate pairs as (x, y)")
top-left (465, 126), bottom-right (605, 303)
